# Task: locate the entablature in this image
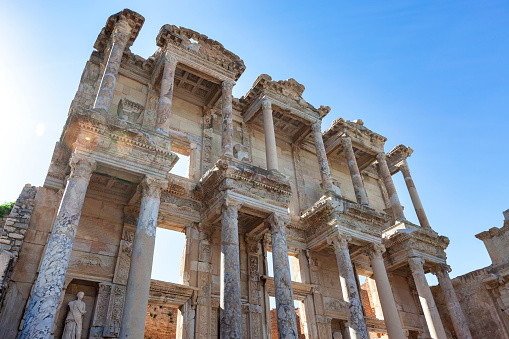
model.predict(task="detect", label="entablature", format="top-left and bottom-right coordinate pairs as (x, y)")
top-left (323, 118), bottom-right (387, 170)
top-left (385, 144), bottom-right (413, 175)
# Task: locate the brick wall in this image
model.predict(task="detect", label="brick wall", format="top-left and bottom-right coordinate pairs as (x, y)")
top-left (270, 308), bottom-right (306, 338)
top-left (360, 281), bottom-right (377, 317)
top-left (144, 304), bottom-right (178, 339)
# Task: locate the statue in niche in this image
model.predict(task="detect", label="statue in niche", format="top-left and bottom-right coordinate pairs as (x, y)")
top-left (62, 292), bottom-right (86, 339)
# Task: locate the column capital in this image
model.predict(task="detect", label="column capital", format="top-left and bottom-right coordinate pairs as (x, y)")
top-left (112, 19), bottom-right (133, 43)
top-left (223, 197), bottom-right (242, 211)
top-left (327, 232), bottom-right (351, 252)
top-left (430, 263), bottom-right (452, 279)
top-left (261, 97), bottom-right (272, 110)
top-left (265, 213), bottom-right (289, 233)
top-left (408, 256), bottom-right (425, 274)
top-left (222, 79), bottom-right (236, 91)
top-left (397, 159), bottom-right (409, 173)
top-left (69, 154), bottom-right (96, 180)
top-left (163, 52), bottom-right (178, 65)
top-left (140, 176), bottom-right (168, 199)
top-left (376, 152), bottom-right (387, 163)
top-left (363, 243), bottom-right (386, 260)
top-left (311, 120), bottom-right (322, 133)
top-left (340, 136), bottom-right (352, 147)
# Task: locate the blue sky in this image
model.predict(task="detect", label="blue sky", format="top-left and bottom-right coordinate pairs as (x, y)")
top-left (1, 1), bottom-right (508, 286)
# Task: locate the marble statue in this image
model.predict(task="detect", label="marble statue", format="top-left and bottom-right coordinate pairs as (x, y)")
top-left (62, 292), bottom-right (86, 339)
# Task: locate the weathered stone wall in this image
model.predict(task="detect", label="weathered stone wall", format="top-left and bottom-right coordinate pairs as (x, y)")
top-left (0, 187), bottom-right (61, 339)
top-left (431, 267), bottom-right (508, 339)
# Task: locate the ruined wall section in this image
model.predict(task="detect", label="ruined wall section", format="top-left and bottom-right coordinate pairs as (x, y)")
top-left (431, 268), bottom-right (507, 339)
top-left (0, 187), bottom-right (61, 339)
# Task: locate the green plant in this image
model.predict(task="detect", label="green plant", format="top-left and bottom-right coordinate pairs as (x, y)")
top-left (0, 202), bottom-right (15, 218)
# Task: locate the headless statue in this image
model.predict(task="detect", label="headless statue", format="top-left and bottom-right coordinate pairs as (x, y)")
top-left (62, 292), bottom-right (86, 339)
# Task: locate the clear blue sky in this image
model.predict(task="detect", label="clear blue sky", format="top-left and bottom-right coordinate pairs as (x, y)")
top-left (1, 1), bottom-right (508, 286)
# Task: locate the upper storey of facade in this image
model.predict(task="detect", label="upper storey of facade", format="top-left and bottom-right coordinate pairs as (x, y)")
top-left (44, 9), bottom-right (447, 263)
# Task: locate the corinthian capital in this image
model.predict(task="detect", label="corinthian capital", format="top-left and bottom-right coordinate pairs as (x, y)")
top-left (222, 80), bottom-right (236, 91)
top-left (140, 176), bottom-right (168, 199)
top-left (261, 97), bottom-right (272, 110)
top-left (311, 120), bottom-right (322, 133)
top-left (327, 232), bottom-right (351, 252)
top-left (408, 256), bottom-right (425, 274)
top-left (164, 52), bottom-right (178, 65)
top-left (340, 136), bottom-right (352, 148)
top-left (363, 243), bottom-right (386, 260)
top-left (430, 263), bottom-right (452, 279)
top-left (69, 154), bottom-right (96, 180)
top-left (265, 213), bottom-right (288, 233)
top-left (397, 160), bottom-right (409, 173)
top-left (376, 152), bottom-right (387, 163)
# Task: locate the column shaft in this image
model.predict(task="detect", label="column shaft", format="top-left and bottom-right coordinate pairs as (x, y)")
top-left (399, 161), bottom-right (431, 228)
top-left (220, 201), bottom-right (242, 338)
top-left (311, 120), bottom-right (335, 193)
top-left (221, 80), bottom-right (235, 157)
top-left (119, 176), bottom-right (166, 339)
top-left (341, 137), bottom-right (368, 205)
top-left (268, 214), bottom-right (299, 338)
top-left (261, 98), bottom-right (278, 171)
top-left (433, 265), bottom-right (473, 339)
top-left (20, 155), bottom-right (96, 339)
top-left (328, 234), bottom-right (368, 339)
top-left (93, 20), bottom-right (132, 112)
top-left (408, 257), bottom-right (447, 339)
top-left (365, 245), bottom-right (405, 339)
top-left (377, 153), bottom-right (405, 221)
top-left (155, 55), bottom-right (178, 135)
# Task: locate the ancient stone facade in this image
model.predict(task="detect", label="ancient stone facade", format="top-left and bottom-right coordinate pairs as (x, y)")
top-left (0, 8), bottom-right (477, 339)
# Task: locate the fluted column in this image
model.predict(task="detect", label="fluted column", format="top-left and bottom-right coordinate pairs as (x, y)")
top-left (155, 54), bottom-right (178, 136)
top-left (432, 264), bottom-right (473, 339)
top-left (364, 244), bottom-right (405, 339)
top-left (20, 155), bottom-right (96, 339)
top-left (377, 153), bottom-right (405, 221)
top-left (341, 137), bottom-right (368, 205)
top-left (261, 98), bottom-right (278, 171)
top-left (220, 200), bottom-right (242, 338)
top-left (398, 160), bottom-right (430, 228)
top-left (93, 19), bottom-right (132, 112)
top-left (221, 80), bottom-right (235, 157)
top-left (267, 214), bottom-right (299, 338)
top-left (408, 257), bottom-right (447, 339)
top-left (119, 176), bottom-right (167, 338)
top-left (327, 233), bottom-right (368, 339)
top-left (312, 120), bottom-right (336, 194)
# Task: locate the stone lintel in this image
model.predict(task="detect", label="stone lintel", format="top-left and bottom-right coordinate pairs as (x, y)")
top-left (148, 279), bottom-right (198, 307)
top-left (93, 9), bottom-right (145, 53)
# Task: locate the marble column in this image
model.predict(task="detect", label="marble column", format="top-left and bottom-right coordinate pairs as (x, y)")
top-left (311, 120), bottom-right (335, 194)
top-left (220, 200), bottom-right (242, 338)
top-left (376, 153), bottom-right (405, 221)
top-left (119, 176), bottom-right (167, 339)
top-left (398, 160), bottom-right (431, 228)
top-left (364, 244), bottom-right (405, 339)
top-left (341, 137), bottom-right (368, 205)
top-left (432, 264), bottom-right (473, 339)
top-left (261, 98), bottom-right (278, 171)
top-left (93, 19), bottom-right (132, 113)
top-left (327, 233), bottom-right (368, 339)
top-left (19, 155), bottom-right (96, 339)
top-left (408, 257), bottom-right (447, 339)
top-left (267, 213), bottom-right (299, 338)
top-left (221, 80), bottom-right (235, 158)
top-left (155, 54), bottom-right (178, 136)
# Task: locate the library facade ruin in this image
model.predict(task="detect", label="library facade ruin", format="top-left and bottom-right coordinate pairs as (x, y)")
top-left (0, 8), bottom-right (495, 339)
